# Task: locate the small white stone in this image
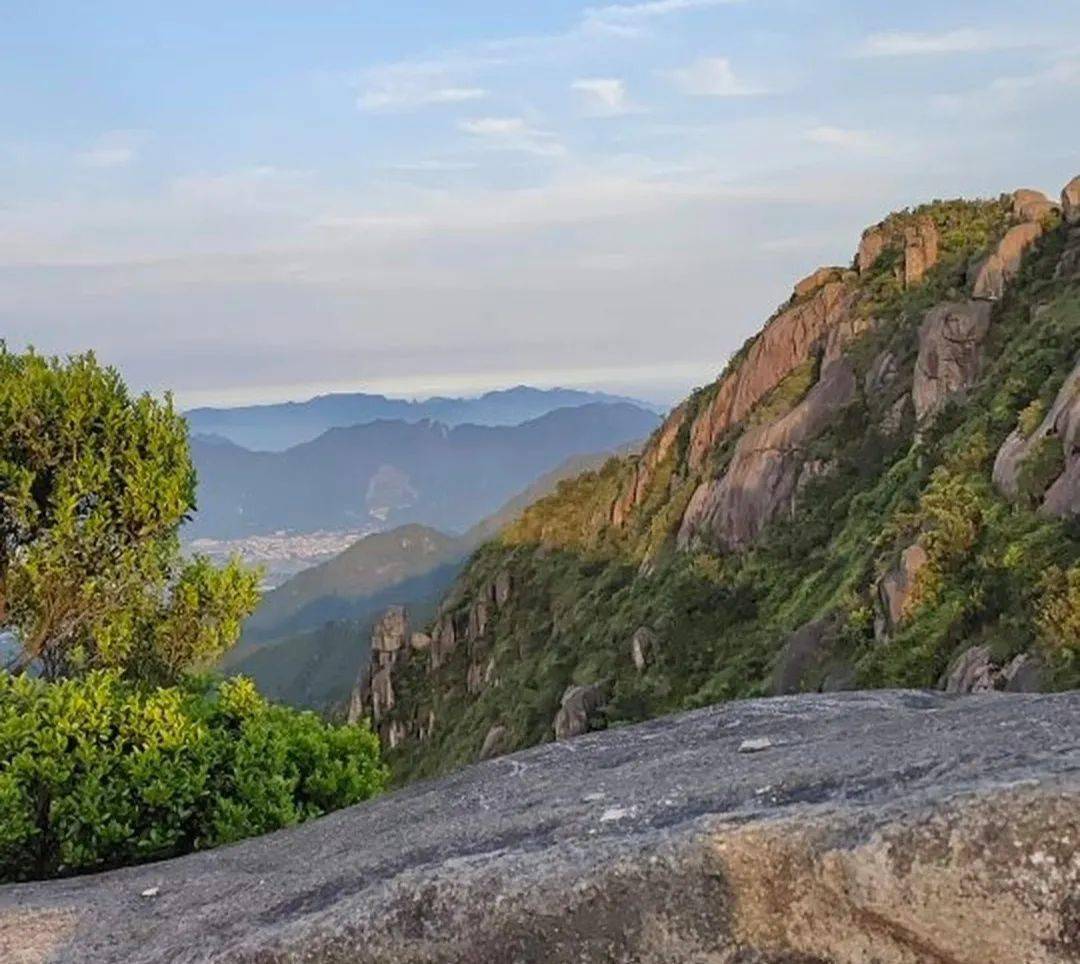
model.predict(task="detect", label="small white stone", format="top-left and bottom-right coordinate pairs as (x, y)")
top-left (738, 737), bottom-right (774, 754)
top-left (600, 806), bottom-right (632, 823)
top-left (141, 887), bottom-right (160, 898)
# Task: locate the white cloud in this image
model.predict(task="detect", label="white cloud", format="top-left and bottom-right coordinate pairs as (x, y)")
top-left (572, 78), bottom-right (638, 116)
top-left (804, 125), bottom-right (884, 152)
top-left (75, 132), bottom-right (141, 169)
top-left (664, 57), bottom-right (763, 97)
top-left (585, 0), bottom-right (741, 26)
top-left (357, 61), bottom-right (487, 112)
top-left (855, 29), bottom-right (1024, 58)
top-left (459, 117), bottom-right (566, 156)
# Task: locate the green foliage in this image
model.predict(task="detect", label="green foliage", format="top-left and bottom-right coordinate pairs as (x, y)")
top-left (0, 671), bottom-right (386, 882)
top-left (0, 346), bottom-right (259, 683)
top-left (380, 196), bottom-right (1080, 785)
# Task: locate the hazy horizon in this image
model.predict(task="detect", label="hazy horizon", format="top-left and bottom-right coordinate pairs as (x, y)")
top-left (5, 1), bottom-right (1079, 408)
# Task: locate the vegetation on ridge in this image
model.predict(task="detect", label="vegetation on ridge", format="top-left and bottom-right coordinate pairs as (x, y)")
top-left (373, 193), bottom-right (1080, 785)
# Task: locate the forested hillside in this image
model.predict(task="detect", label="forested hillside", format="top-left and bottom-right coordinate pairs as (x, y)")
top-left (348, 178), bottom-right (1080, 782)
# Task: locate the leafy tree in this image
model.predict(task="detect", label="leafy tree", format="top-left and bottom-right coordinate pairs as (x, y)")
top-left (0, 345), bottom-right (258, 682)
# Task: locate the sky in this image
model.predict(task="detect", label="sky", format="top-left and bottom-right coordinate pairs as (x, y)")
top-left (2, 1), bottom-right (1079, 408)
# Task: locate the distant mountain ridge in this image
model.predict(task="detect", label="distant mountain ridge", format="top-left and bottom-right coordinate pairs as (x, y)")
top-left (187, 402), bottom-right (660, 539)
top-left (186, 385), bottom-right (659, 452)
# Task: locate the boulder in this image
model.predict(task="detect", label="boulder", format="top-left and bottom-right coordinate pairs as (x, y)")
top-left (912, 300), bottom-right (993, 422)
top-left (943, 645), bottom-right (998, 694)
top-left (993, 355), bottom-right (1080, 515)
top-left (875, 543), bottom-right (930, 640)
top-left (478, 724), bottom-right (510, 762)
top-left (1011, 188), bottom-right (1058, 223)
top-left (793, 266), bottom-right (843, 300)
top-left (1063, 174), bottom-right (1080, 225)
top-left (969, 221), bottom-right (1044, 301)
top-left (553, 684), bottom-right (605, 741)
top-left (630, 627), bottom-right (658, 672)
top-left (902, 214), bottom-right (939, 287)
top-left (7, 692), bottom-right (1079, 964)
top-left (1002, 653), bottom-right (1043, 693)
top-left (771, 619), bottom-right (832, 695)
top-left (678, 360), bottom-right (857, 550)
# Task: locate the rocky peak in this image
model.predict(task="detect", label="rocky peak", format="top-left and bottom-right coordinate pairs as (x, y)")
top-left (857, 213), bottom-right (941, 287)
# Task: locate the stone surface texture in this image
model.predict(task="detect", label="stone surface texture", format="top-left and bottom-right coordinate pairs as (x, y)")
top-left (2, 691), bottom-right (1078, 964)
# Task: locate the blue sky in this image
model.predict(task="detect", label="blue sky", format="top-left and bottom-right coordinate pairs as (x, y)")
top-left (3, 1), bottom-right (1079, 406)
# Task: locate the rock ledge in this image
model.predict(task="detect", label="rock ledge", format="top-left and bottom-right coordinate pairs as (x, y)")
top-left (2, 690), bottom-right (1079, 963)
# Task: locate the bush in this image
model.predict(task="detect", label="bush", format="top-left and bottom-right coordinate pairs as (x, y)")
top-left (0, 671), bottom-right (386, 882)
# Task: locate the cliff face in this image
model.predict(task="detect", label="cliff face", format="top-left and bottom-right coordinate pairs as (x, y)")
top-left (350, 179), bottom-right (1080, 784)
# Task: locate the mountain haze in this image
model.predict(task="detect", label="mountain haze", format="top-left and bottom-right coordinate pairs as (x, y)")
top-left (186, 386), bottom-right (658, 452)
top-left (188, 403), bottom-right (659, 539)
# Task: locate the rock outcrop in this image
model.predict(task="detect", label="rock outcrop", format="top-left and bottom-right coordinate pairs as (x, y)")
top-left (874, 543), bottom-right (929, 640)
top-left (5, 691), bottom-right (1079, 964)
top-left (857, 214), bottom-right (940, 286)
top-left (994, 355), bottom-right (1080, 517)
top-left (1012, 188), bottom-right (1059, 224)
top-left (478, 724), bottom-right (510, 761)
top-left (901, 214), bottom-right (940, 286)
top-left (1064, 175), bottom-right (1080, 225)
top-left (678, 359), bottom-right (856, 549)
top-left (943, 646), bottom-right (1045, 694)
top-left (630, 626), bottom-right (658, 672)
top-left (970, 221), bottom-right (1045, 301)
top-left (912, 300), bottom-right (993, 421)
top-left (347, 606), bottom-right (411, 725)
top-left (552, 683), bottom-right (605, 740)
top-left (793, 265), bottom-right (843, 299)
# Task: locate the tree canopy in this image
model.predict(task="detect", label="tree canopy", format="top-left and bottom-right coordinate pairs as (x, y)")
top-left (0, 345), bottom-right (259, 682)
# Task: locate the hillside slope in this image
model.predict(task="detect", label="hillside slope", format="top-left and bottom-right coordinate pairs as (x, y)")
top-left (188, 403), bottom-right (659, 538)
top-left (226, 447), bottom-right (638, 710)
top-left (351, 177), bottom-right (1080, 782)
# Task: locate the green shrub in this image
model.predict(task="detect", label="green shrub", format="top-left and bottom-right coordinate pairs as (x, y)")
top-left (0, 671), bottom-right (386, 882)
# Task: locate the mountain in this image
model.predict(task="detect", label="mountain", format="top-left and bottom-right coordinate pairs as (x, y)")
top-left (186, 386), bottom-right (659, 452)
top-left (187, 403), bottom-right (660, 539)
top-left (346, 177), bottom-right (1080, 783)
top-left (224, 446), bottom-right (638, 710)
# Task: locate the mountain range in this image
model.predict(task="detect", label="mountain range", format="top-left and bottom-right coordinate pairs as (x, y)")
top-left (186, 386), bottom-right (658, 452)
top-left (343, 177), bottom-right (1080, 783)
top-left (187, 402), bottom-right (659, 539)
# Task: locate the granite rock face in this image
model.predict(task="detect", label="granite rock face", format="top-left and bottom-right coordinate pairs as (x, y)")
top-left (912, 300), bottom-right (993, 422)
top-left (678, 359), bottom-right (857, 550)
top-left (969, 221), bottom-right (1045, 301)
top-left (3, 691), bottom-right (1079, 964)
